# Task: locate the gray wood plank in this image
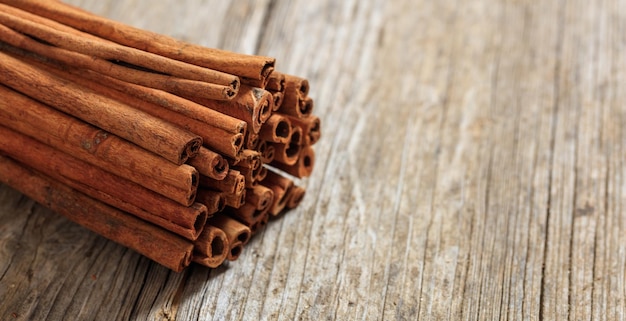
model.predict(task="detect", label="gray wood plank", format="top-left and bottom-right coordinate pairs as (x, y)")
top-left (1, 0), bottom-right (626, 320)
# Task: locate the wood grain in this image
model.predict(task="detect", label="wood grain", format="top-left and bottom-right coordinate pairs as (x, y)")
top-left (1, 0), bottom-right (626, 319)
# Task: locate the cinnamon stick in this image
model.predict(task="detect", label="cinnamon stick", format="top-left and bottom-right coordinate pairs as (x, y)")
top-left (286, 115), bottom-right (321, 146)
top-left (271, 145), bottom-right (316, 178)
top-left (266, 71), bottom-right (286, 92)
top-left (0, 84), bottom-right (199, 194)
top-left (0, 5), bottom-right (241, 92)
top-left (0, 50), bottom-right (202, 165)
top-left (259, 114), bottom-right (292, 144)
top-left (261, 170), bottom-right (295, 216)
top-left (245, 185), bottom-right (275, 212)
top-left (188, 147), bottom-right (229, 181)
top-left (224, 203), bottom-right (269, 233)
top-left (224, 188), bottom-right (246, 209)
top-left (187, 86), bottom-right (274, 134)
top-left (269, 127), bottom-right (303, 166)
top-left (208, 215), bottom-right (251, 261)
top-left (0, 155), bottom-right (194, 272)
top-left (0, 24), bottom-right (236, 100)
top-left (193, 225), bottom-right (229, 268)
top-left (286, 185), bottom-right (307, 209)
top-left (279, 74), bottom-right (311, 117)
top-left (200, 170), bottom-right (245, 195)
top-left (195, 189), bottom-right (226, 215)
top-left (0, 0), bottom-right (275, 85)
top-left (0, 125), bottom-right (205, 237)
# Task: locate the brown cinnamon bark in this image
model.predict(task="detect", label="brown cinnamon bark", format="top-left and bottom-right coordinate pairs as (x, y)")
top-left (0, 126), bottom-right (204, 236)
top-left (266, 71), bottom-right (286, 92)
top-left (187, 86), bottom-right (274, 134)
top-left (208, 215), bottom-right (251, 261)
top-left (0, 155), bottom-right (194, 272)
top-left (224, 188), bottom-right (246, 209)
top-left (193, 225), bottom-right (229, 268)
top-left (269, 91), bottom-right (284, 111)
top-left (188, 147), bottom-right (229, 181)
top-left (0, 85), bottom-right (199, 194)
top-left (0, 0), bottom-right (274, 85)
top-left (246, 185), bottom-right (275, 212)
top-left (261, 170), bottom-right (295, 216)
top-left (0, 50), bottom-right (201, 165)
top-left (195, 189), bottom-right (225, 215)
top-left (0, 5), bottom-right (241, 91)
top-left (279, 74), bottom-right (311, 117)
top-left (200, 170), bottom-right (245, 195)
top-left (286, 185), bottom-right (307, 209)
top-left (7, 50), bottom-right (245, 160)
top-left (269, 127), bottom-right (302, 166)
top-left (286, 115), bottom-right (321, 146)
top-left (271, 145), bottom-right (316, 178)
top-left (0, 24), bottom-right (236, 100)
top-left (225, 203), bottom-right (270, 233)
top-left (260, 144), bottom-right (276, 164)
top-left (259, 114), bottom-right (292, 144)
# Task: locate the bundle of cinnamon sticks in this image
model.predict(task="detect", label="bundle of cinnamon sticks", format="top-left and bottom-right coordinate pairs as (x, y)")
top-left (0, 1), bottom-right (320, 272)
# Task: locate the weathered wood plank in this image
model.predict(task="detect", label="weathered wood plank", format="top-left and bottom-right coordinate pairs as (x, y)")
top-left (1, 0), bottom-right (626, 320)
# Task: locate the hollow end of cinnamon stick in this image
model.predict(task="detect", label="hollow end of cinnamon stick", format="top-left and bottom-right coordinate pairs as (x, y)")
top-left (286, 186), bottom-right (306, 209)
top-left (270, 91), bottom-right (283, 111)
top-left (299, 97), bottom-right (314, 118)
top-left (271, 145), bottom-right (316, 178)
top-left (227, 241), bottom-right (244, 261)
top-left (209, 214), bottom-right (252, 246)
top-left (270, 127), bottom-right (302, 166)
top-left (259, 114), bottom-right (291, 144)
top-left (193, 225), bottom-right (229, 267)
top-left (266, 71), bottom-right (286, 92)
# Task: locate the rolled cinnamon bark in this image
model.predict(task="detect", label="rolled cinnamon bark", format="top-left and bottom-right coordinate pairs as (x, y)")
top-left (0, 0), bottom-right (274, 85)
top-left (0, 155), bottom-right (194, 272)
top-left (231, 149), bottom-right (261, 170)
top-left (0, 24), bottom-right (236, 100)
top-left (73, 68), bottom-right (247, 135)
top-left (246, 132), bottom-right (260, 150)
top-left (224, 188), bottom-right (246, 209)
top-left (269, 127), bottom-right (302, 166)
top-left (188, 147), bottom-right (229, 181)
top-left (279, 74), bottom-right (310, 117)
top-left (0, 85), bottom-right (199, 193)
top-left (0, 50), bottom-right (201, 165)
top-left (266, 71), bottom-right (286, 92)
top-left (286, 185), bottom-right (307, 209)
top-left (269, 91), bottom-right (284, 111)
top-left (0, 6), bottom-right (241, 92)
top-left (261, 144), bottom-right (276, 164)
top-left (195, 189), bottom-right (226, 215)
top-left (271, 145), bottom-right (316, 178)
top-left (226, 241), bottom-right (244, 261)
top-left (256, 166), bottom-right (268, 182)
top-left (246, 185), bottom-right (275, 212)
top-left (259, 114), bottom-right (292, 144)
top-left (193, 225), bottom-right (229, 268)
top-left (261, 170), bottom-right (295, 216)
top-left (286, 115), bottom-right (321, 146)
top-left (225, 204), bottom-right (269, 234)
top-left (187, 86), bottom-right (273, 134)
top-left (6, 50), bottom-right (244, 161)
top-left (208, 215), bottom-right (251, 261)
top-left (0, 126), bottom-right (204, 235)
top-left (200, 170), bottom-right (245, 195)
top-left (0, 42), bottom-right (245, 157)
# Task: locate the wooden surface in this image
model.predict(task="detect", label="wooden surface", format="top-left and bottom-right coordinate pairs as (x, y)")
top-left (1, 0), bottom-right (625, 319)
